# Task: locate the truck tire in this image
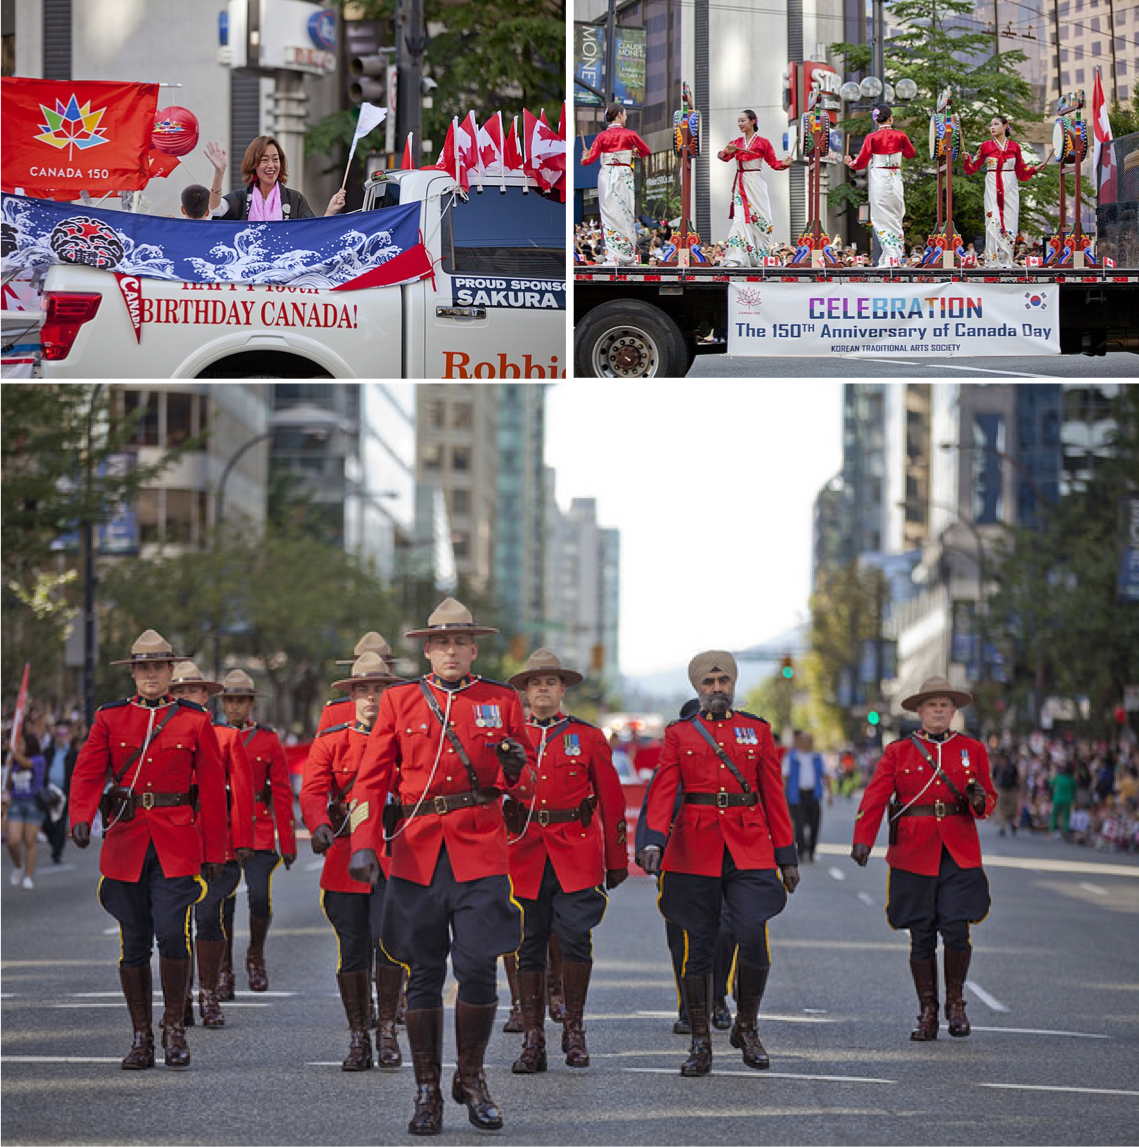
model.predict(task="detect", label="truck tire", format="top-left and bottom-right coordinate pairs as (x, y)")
top-left (575, 300), bottom-right (689, 378)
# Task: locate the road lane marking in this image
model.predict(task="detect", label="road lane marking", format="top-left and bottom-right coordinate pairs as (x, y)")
top-left (631, 1011), bottom-right (834, 1024)
top-left (855, 359), bottom-right (1043, 377)
top-left (304, 860), bottom-right (324, 872)
top-left (61, 989), bottom-right (297, 998)
top-left (1079, 882), bottom-right (1108, 896)
top-left (2, 1056), bottom-right (123, 1064)
top-left (23, 864), bottom-right (75, 877)
top-left (828, 867), bottom-right (846, 881)
top-left (981, 1083), bottom-right (1137, 1096)
top-left (624, 1066), bottom-right (895, 1084)
top-left (971, 1026), bottom-right (1109, 1039)
top-left (965, 981), bottom-right (1009, 1013)
top-left (856, 891), bottom-right (874, 906)
top-left (49, 1001), bottom-right (274, 1009)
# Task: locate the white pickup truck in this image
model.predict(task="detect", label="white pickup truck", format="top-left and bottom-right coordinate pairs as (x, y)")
top-left (38, 169), bottom-right (566, 379)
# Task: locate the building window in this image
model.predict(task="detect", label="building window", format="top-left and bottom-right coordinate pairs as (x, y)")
top-left (452, 446), bottom-right (470, 472)
top-left (421, 443), bottom-right (443, 471)
top-left (1076, 68), bottom-right (1085, 83)
top-left (166, 391), bottom-right (195, 446)
top-left (123, 390), bottom-right (159, 446)
top-left (451, 402), bottom-right (473, 430)
top-left (451, 488), bottom-right (470, 514)
top-left (165, 489), bottom-right (199, 545)
top-left (138, 489), bottom-right (159, 544)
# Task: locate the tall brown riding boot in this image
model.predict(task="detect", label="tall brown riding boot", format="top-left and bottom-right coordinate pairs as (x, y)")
top-left (217, 924), bottom-right (235, 1001)
top-left (406, 1008), bottom-right (445, 1136)
top-left (119, 963), bottom-right (155, 1070)
top-left (375, 963), bottom-right (404, 1069)
top-left (246, 915), bottom-right (270, 992)
top-left (336, 970), bottom-right (374, 1071)
top-left (909, 957), bottom-right (939, 1041)
top-left (561, 960), bottom-right (592, 1068)
top-left (729, 962), bottom-right (771, 1069)
top-left (679, 973), bottom-right (713, 1076)
top-left (502, 952), bottom-right (523, 1032)
top-left (159, 957), bottom-right (191, 1067)
top-left (546, 933), bottom-right (568, 1023)
top-left (511, 969), bottom-right (548, 1074)
top-left (196, 939), bottom-right (227, 1028)
top-left (451, 1000), bottom-right (504, 1130)
top-left (943, 948), bottom-right (972, 1037)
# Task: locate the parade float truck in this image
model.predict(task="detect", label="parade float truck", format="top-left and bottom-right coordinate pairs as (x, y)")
top-left (574, 90), bottom-right (1139, 377)
top-left (23, 168), bottom-right (565, 379)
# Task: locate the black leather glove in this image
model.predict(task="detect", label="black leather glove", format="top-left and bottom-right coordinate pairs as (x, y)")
top-left (348, 848), bottom-right (380, 886)
top-left (851, 842), bottom-right (871, 867)
top-left (235, 848), bottom-right (254, 866)
top-left (201, 862), bottom-right (224, 883)
top-left (780, 864), bottom-right (800, 894)
top-left (966, 779), bottom-right (986, 813)
top-left (281, 853), bottom-right (296, 870)
top-left (639, 845), bottom-right (662, 875)
top-left (71, 822), bottom-right (91, 849)
top-left (606, 867), bottom-right (629, 890)
top-left (311, 824), bottom-right (335, 855)
top-left (495, 738), bottom-right (527, 782)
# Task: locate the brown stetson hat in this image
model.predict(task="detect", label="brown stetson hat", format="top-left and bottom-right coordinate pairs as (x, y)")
top-left (335, 631), bottom-right (395, 666)
top-left (404, 596), bottom-right (499, 639)
top-left (331, 651), bottom-right (405, 692)
top-left (220, 669), bottom-right (258, 697)
top-left (508, 648), bottom-right (584, 690)
top-left (170, 660), bottom-right (223, 696)
top-left (901, 675), bottom-right (973, 712)
top-left (110, 628), bottom-right (181, 666)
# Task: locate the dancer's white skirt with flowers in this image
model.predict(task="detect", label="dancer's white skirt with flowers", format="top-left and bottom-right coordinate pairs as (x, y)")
top-left (722, 164), bottom-right (776, 267)
top-left (597, 154), bottom-right (637, 266)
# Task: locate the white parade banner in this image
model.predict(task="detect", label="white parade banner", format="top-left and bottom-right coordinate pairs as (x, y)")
top-left (727, 281), bottom-right (1060, 357)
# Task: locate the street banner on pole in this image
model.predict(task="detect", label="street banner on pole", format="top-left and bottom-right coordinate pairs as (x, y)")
top-left (728, 281), bottom-right (1060, 357)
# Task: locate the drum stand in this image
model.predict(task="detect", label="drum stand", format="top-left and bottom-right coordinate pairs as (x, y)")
top-left (922, 95), bottom-right (962, 269)
top-left (1047, 119), bottom-right (1093, 268)
top-left (793, 102), bottom-right (839, 268)
top-left (663, 83), bottom-right (701, 267)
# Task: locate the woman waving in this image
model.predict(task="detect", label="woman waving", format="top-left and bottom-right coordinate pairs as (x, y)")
top-left (581, 106), bottom-right (651, 266)
top-left (717, 110), bottom-right (791, 267)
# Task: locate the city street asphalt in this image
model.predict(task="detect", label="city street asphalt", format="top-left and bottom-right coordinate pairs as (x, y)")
top-left (2, 798), bottom-right (1137, 1146)
top-left (685, 353), bottom-right (1139, 377)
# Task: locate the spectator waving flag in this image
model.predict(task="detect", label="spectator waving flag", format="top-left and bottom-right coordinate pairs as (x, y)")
top-left (343, 102), bottom-right (386, 188)
top-left (1092, 67), bottom-right (1116, 202)
top-left (0, 78), bottom-right (159, 194)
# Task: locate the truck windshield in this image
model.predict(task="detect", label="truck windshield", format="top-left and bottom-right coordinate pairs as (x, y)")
top-left (441, 186), bottom-right (563, 278)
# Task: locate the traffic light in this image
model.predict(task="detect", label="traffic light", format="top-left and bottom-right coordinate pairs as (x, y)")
top-left (780, 654), bottom-right (795, 680)
top-left (867, 709), bottom-right (881, 726)
top-left (349, 52), bottom-right (390, 104)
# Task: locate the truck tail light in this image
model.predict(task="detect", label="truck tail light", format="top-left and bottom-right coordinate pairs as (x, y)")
top-left (41, 292), bottom-right (103, 360)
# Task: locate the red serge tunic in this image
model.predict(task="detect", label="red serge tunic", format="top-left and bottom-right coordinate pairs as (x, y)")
top-left (642, 711), bottom-right (796, 876)
top-left (233, 722), bottom-right (297, 855)
top-left (349, 676), bottom-right (538, 886)
top-left (69, 695), bottom-right (229, 880)
top-left (853, 731), bottom-right (997, 875)
top-left (580, 125), bottom-right (651, 167)
top-left (212, 723), bottom-right (255, 859)
top-left (847, 127), bottom-right (917, 169)
top-left (963, 138), bottom-right (1040, 234)
top-left (301, 721), bottom-right (388, 892)
top-left (316, 695), bottom-right (355, 735)
top-left (508, 714), bottom-right (628, 900)
top-left (717, 135), bottom-right (790, 220)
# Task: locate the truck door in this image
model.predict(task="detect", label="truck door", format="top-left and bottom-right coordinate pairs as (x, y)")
top-left (428, 184), bottom-right (565, 378)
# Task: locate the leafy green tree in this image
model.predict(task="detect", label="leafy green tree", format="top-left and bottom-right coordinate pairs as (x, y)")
top-left (830, 0), bottom-right (1061, 244)
top-left (1107, 80), bottom-right (1139, 138)
top-left (986, 389), bottom-right (1139, 738)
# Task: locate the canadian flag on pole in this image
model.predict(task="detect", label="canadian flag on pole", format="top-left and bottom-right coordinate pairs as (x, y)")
top-left (503, 115), bottom-right (525, 171)
top-left (523, 108), bottom-right (566, 201)
top-left (1092, 67), bottom-right (1116, 202)
top-left (457, 111), bottom-right (481, 182)
top-left (428, 118), bottom-right (468, 191)
top-left (478, 113), bottom-right (505, 175)
top-left (401, 132), bottom-right (415, 170)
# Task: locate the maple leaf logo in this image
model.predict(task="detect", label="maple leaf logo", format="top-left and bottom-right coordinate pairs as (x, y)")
top-left (36, 93), bottom-right (110, 159)
top-left (736, 287), bottom-right (762, 309)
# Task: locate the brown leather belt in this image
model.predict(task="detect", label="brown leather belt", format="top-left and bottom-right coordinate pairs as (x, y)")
top-left (401, 789), bottom-right (499, 818)
top-left (685, 792), bottom-right (758, 808)
top-left (899, 800), bottom-right (969, 818)
top-left (129, 790), bottom-right (195, 810)
top-left (255, 784), bottom-right (272, 805)
top-left (530, 805), bottom-right (588, 826)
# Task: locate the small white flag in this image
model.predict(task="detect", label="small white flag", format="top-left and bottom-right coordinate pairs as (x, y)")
top-left (352, 102), bottom-right (387, 148)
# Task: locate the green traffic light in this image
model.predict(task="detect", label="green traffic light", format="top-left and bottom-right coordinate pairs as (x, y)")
top-left (867, 710), bottom-right (880, 725)
top-left (781, 666), bottom-right (794, 679)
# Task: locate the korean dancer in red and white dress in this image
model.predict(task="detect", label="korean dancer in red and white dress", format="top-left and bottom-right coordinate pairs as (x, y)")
top-left (581, 104), bottom-right (650, 266)
top-left (963, 116), bottom-right (1046, 268)
top-left (717, 110), bottom-right (791, 266)
top-left (845, 104), bottom-right (917, 266)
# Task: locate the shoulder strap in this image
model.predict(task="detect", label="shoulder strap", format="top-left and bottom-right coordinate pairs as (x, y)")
top-left (417, 680), bottom-right (483, 792)
top-left (243, 726), bottom-right (259, 749)
top-left (687, 714), bottom-right (751, 794)
top-left (111, 704), bottom-right (180, 785)
top-left (908, 734), bottom-right (965, 802)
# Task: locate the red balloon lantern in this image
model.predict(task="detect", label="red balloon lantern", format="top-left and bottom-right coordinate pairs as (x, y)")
top-left (151, 106), bottom-right (200, 157)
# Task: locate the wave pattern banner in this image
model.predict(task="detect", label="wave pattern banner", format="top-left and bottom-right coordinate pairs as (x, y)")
top-left (0, 193), bottom-right (432, 290)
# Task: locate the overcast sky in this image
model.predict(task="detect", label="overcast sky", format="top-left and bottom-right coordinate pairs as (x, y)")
top-left (545, 380), bottom-right (846, 679)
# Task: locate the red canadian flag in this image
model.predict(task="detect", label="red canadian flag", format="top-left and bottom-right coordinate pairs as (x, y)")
top-left (457, 111), bottom-right (481, 182)
top-left (523, 109), bottom-right (567, 201)
top-left (503, 115), bottom-right (525, 171)
top-left (1092, 66), bottom-right (1116, 201)
top-left (0, 77), bottom-right (159, 194)
top-left (478, 113), bottom-right (505, 175)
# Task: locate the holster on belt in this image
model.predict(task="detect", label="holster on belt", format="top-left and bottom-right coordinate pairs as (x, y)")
top-left (99, 783), bottom-right (134, 824)
top-left (502, 797), bottom-right (526, 836)
top-left (381, 801), bottom-right (401, 856)
top-left (888, 797), bottom-right (902, 845)
top-left (327, 797), bottom-right (350, 835)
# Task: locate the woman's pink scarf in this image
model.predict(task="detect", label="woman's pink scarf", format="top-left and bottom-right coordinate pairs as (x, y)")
top-left (249, 182), bottom-right (282, 221)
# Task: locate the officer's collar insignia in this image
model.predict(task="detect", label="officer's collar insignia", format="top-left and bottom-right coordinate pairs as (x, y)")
top-left (474, 703), bottom-right (502, 728)
top-left (133, 694), bottom-right (172, 709)
top-left (700, 708), bottom-right (733, 721)
top-left (529, 713), bottom-right (565, 729)
top-left (734, 726), bottom-right (758, 744)
top-left (428, 673), bottom-right (477, 693)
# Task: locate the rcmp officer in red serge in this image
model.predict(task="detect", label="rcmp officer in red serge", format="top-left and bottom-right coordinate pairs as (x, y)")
top-left (168, 660), bottom-right (255, 1029)
top-left (316, 631), bottom-right (397, 736)
top-left (639, 650), bottom-right (799, 1077)
top-left (68, 630), bottom-right (228, 1069)
top-left (505, 649), bottom-right (628, 1075)
top-left (348, 597), bottom-right (538, 1137)
top-left (301, 651), bottom-right (406, 1072)
top-left (852, 675), bottom-right (996, 1041)
top-left (217, 669), bottom-right (297, 995)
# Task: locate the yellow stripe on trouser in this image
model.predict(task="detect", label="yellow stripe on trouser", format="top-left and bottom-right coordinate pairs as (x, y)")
top-left (266, 853), bottom-right (282, 915)
top-left (318, 889), bottom-right (344, 973)
top-left (98, 876), bottom-right (127, 966)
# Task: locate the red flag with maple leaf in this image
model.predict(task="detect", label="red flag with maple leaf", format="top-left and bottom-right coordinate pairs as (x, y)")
top-left (0, 78), bottom-right (159, 194)
top-left (503, 115), bottom-right (525, 171)
top-left (523, 108), bottom-right (567, 201)
top-left (402, 132), bottom-right (416, 170)
top-left (457, 111), bottom-right (480, 181)
top-left (478, 113), bottom-right (505, 175)
top-left (424, 118), bottom-right (468, 191)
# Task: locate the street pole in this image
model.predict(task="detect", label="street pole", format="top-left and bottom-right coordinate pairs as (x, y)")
top-left (82, 385), bottom-right (103, 730)
top-left (872, 0), bottom-right (885, 98)
top-left (605, 0), bottom-right (616, 104)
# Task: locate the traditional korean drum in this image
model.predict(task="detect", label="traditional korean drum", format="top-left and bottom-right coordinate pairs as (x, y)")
top-left (673, 110), bottom-right (701, 157)
top-left (1052, 115), bottom-right (1087, 163)
top-left (801, 111), bottom-right (829, 156)
top-left (929, 112), bottom-right (960, 161)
